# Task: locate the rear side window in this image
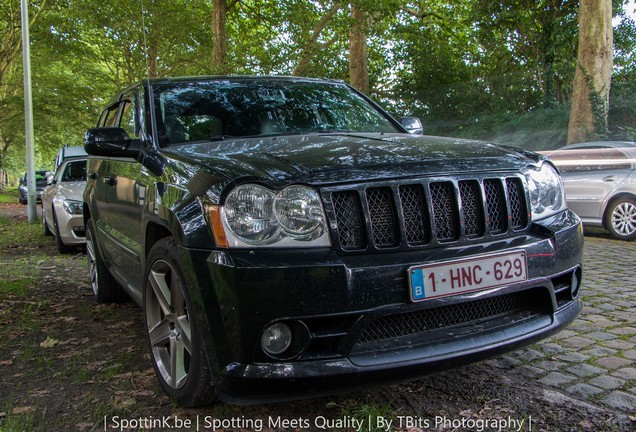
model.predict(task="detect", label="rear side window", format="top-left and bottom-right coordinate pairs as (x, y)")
top-left (551, 147), bottom-right (632, 172)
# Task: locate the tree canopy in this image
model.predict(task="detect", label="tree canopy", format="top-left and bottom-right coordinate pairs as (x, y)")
top-left (1, 0), bottom-right (635, 180)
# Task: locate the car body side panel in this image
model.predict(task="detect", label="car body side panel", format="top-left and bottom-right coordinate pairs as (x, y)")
top-left (562, 166), bottom-right (631, 221)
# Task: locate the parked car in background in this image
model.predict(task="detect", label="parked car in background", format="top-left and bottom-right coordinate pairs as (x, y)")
top-left (42, 150), bottom-right (88, 253)
top-left (542, 141), bottom-right (636, 241)
top-left (18, 170), bottom-right (49, 204)
top-left (83, 76), bottom-right (583, 406)
top-left (54, 145), bottom-right (88, 173)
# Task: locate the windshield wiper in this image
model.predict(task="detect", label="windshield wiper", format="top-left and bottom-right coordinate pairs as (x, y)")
top-left (316, 128), bottom-right (348, 134)
top-left (209, 135), bottom-right (237, 141)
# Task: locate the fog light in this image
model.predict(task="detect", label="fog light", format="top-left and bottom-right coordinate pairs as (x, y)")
top-left (261, 322), bottom-right (292, 356)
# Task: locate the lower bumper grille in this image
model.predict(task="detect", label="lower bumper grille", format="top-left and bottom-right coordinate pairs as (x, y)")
top-left (358, 289), bottom-right (545, 344)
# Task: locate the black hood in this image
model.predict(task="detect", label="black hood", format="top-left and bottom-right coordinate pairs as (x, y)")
top-left (163, 133), bottom-right (542, 186)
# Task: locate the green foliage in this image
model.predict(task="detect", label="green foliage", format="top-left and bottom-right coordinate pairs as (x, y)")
top-left (0, 187), bottom-right (17, 203)
top-left (0, 398), bottom-right (40, 432)
top-left (0, 0), bottom-right (635, 176)
top-left (340, 401), bottom-right (396, 432)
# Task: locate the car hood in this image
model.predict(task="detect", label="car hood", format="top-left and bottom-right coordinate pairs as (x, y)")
top-left (56, 181), bottom-right (86, 201)
top-left (163, 133), bottom-right (541, 186)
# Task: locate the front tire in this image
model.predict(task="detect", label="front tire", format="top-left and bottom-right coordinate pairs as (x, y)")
top-left (144, 237), bottom-right (215, 407)
top-left (53, 209), bottom-right (74, 254)
top-left (86, 218), bottom-right (129, 302)
top-left (605, 197), bottom-right (636, 241)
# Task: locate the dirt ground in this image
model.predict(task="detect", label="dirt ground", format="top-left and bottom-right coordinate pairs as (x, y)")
top-left (0, 202), bottom-right (632, 431)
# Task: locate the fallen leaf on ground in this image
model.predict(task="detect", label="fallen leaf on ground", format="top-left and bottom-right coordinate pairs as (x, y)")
top-left (40, 336), bottom-right (59, 348)
top-left (0, 358), bottom-right (14, 366)
top-left (12, 406), bottom-right (35, 414)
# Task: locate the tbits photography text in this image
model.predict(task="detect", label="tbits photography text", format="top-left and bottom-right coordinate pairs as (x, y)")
top-left (105, 413), bottom-right (534, 431)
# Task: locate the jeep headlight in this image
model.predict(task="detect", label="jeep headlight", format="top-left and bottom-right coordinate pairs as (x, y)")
top-left (215, 184), bottom-right (330, 248)
top-left (224, 185), bottom-right (280, 244)
top-left (524, 162), bottom-right (566, 220)
top-left (274, 186), bottom-right (325, 239)
top-left (62, 199), bottom-right (83, 215)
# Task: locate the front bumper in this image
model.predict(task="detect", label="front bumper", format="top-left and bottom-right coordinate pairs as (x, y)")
top-left (181, 210), bottom-right (584, 404)
top-left (54, 205), bottom-right (86, 245)
top-left (19, 188), bottom-right (43, 202)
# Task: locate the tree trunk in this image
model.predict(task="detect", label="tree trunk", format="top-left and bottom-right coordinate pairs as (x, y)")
top-left (148, 30), bottom-right (159, 78)
top-left (567, 0), bottom-right (613, 144)
top-left (349, 5), bottom-right (369, 94)
top-left (212, 0), bottom-right (228, 74)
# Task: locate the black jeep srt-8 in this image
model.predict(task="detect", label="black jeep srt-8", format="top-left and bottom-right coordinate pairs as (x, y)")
top-left (83, 76), bottom-right (583, 406)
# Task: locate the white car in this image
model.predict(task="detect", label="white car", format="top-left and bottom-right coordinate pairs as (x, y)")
top-left (41, 157), bottom-right (87, 253)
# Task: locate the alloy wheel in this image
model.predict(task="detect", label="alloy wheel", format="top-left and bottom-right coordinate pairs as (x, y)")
top-left (86, 227), bottom-right (98, 296)
top-left (145, 259), bottom-right (192, 390)
top-left (611, 201), bottom-right (636, 237)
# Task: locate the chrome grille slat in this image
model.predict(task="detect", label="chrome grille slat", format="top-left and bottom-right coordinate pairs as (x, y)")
top-left (327, 176), bottom-right (528, 252)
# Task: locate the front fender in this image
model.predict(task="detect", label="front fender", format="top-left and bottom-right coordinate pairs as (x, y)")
top-left (141, 182), bottom-right (218, 267)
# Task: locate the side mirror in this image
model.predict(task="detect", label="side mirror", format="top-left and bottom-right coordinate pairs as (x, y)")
top-left (46, 175), bottom-right (55, 186)
top-left (84, 127), bottom-right (142, 159)
top-left (400, 117), bottom-right (424, 135)
top-left (84, 127), bottom-right (165, 176)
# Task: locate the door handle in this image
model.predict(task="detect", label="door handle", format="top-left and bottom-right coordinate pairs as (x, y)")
top-left (103, 176), bottom-right (117, 186)
top-left (603, 175), bottom-right (617, 182)
top-left (88, 171), bottom-right (98, 180)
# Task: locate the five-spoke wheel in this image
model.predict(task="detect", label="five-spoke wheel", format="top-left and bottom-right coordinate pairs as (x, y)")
top-left (144, 238), bottom-right (215, 406)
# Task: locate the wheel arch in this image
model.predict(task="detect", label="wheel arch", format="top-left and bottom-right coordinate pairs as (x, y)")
top-left (145, 221), bottom-right (172, 261)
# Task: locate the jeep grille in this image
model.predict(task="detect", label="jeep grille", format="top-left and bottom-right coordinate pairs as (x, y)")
top-left (325, 176), bottom-right (529, 253)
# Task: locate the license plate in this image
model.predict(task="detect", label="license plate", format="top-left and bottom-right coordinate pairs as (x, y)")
top-left (408, 250), bottom-right (527, 302)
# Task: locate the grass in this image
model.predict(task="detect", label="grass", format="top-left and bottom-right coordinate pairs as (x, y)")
top-left (0, 398), bottom-right (42, 432)
top-left (339, 401), bottom-right (397, 432)
top-left (0, 258), bottom-right (39, 297)
top-left (0, 187), bottom-right (18, 204)
top-left (0, 215), bottom-right (50, 251)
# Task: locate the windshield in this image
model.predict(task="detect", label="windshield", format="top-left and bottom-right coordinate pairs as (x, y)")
top-left (152, 80), bottom-right (401, 147)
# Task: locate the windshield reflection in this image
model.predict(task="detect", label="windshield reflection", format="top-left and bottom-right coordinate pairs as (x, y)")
top-left (152, 79), bottom-right (400, 147)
